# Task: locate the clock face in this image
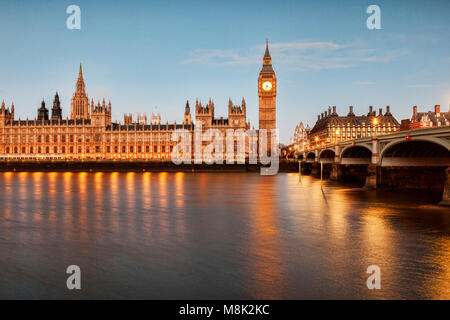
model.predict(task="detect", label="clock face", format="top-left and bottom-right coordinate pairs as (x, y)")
top-left (262, 81), bottom-right (272, 91)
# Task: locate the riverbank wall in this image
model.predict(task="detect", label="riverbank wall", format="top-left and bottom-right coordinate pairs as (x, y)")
top-left (0, 160), bottom-right (299, 173)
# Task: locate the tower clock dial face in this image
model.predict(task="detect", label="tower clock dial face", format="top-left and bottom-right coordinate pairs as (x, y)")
top-left (262, 81), bottom-right (272, 91)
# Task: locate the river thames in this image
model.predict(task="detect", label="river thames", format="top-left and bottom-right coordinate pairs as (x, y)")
top-left (0, 172), bottom-right (449, 299)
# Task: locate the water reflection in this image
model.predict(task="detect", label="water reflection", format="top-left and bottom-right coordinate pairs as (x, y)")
top-left (247, 178), bottom-right (285, 299)
top-left (0, 172), bottom-right (449, 299)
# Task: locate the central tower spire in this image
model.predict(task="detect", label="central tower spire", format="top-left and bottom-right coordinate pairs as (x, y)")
top-left (76, 63), bottom-right (86, 94)
top-left (71, 63), bottom-right (90, 120)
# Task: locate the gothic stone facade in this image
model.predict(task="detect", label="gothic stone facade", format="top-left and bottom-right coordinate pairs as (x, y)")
top-left (0, 43), bottom-right (276, 161)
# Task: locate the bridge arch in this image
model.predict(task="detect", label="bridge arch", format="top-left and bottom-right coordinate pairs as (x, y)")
top-left (380, 138), bottom-right (450, 167)
top-left (319, 149), bottom-right (335, 163)
top-left (340, 145), bottom-right (372, 165)
top-left (306, 152), bottom-right (316, 162)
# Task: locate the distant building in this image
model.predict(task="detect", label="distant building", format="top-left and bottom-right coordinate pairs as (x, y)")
top-left (308, 105), bottom-right (400, 146)
top-left (151, 113), bottom-right (161, 125)
top-left (137, 113), bottom-right (147, 125)
top-left (124, 113), bottom-right (132, 125)
top-left (410, 105), bottom-right (450, 129)
top-left (291, 122), bottom-right (310, 144)
top-left (289, 122), bottom-right (310, 152)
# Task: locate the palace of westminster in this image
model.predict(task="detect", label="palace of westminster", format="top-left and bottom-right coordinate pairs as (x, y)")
top-left (0, 42), bottom-right (278, 160)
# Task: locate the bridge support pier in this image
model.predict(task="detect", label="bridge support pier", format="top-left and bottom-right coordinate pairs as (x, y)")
top-left (439, 167), bottom-right (450, 207)
top-left (364, 164), bottom-right (379, 189)
top-left (300, 161), bottom-right (312, 175)
top-left (330, 163), bottom-right (343, 181)
top-left (311, 162), bottom-right (320, 177)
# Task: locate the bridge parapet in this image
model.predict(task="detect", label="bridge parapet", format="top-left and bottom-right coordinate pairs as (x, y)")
top-left (300, 126), bottom-right (450, 200)
top-left (303, 125), bottom-right (450, 166)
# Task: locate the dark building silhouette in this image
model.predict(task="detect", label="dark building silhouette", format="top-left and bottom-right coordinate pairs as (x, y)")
top-left (51, 92), bottom-right (62, 121)
top-left (37, 100), bottom-right (49, 121)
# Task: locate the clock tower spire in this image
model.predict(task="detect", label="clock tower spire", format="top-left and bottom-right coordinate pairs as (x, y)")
top-left (258, 39), bottom-right (277, 149)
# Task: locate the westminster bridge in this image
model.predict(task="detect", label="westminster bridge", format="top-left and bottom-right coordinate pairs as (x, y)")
top-left (297, 126), bottom-right (450, 206)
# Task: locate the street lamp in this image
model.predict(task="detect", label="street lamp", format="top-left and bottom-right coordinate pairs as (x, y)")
top-left (372, 117), bottom-right (378, 136)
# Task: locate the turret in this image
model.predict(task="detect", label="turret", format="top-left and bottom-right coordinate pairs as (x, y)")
top-left (184, 100), bottom-right (192, 124)
top-left (229, 98), bottom-right (247, 128)
top-left (195, 99), bottom-right (214, 128)
top-left (38, 99), bottom-right (49, 121)
top-left (0, 101), bottom-right (5, 126)
top-left (91, 97), bottom-right (112, 127)
top-left (51, 92), bottom-right (63, 121)
top-left (124, 113), bottom-right (133, 125)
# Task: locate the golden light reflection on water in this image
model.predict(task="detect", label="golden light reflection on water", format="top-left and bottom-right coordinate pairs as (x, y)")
top-left (158, 172), bottom-right (169, 238)
top-left (174, 172), bottom-right (185, 209)
top-left (32, 172), bottom-right (43, 222)
top-left (18, 172), bottom-right (29, 221)
top-left (142, 172), bottom-right (152, 211)
top-left (159, 172), bottom-right (168, 206)
top-left (94, 172), bottom-right (104, 242)
top-left (77, 172), bottom-right (89, 241)
top-left (326, 190), bottom-right (351, 241)
top-left (110, 172), bottom-right (120, 232)
top-left (427, 239), bottom-right (450, 299)
top-left (142, 172), bottom-right (152, 236)
top-left (126, 172), bottom-right (137, 240)
top-left (361, 209), bottom-right (393, 258)
top-left (63, 172), bottom-right (73, 241)
top-left (247, 178), bottom-right (285, 299)
top-left (94, 173), bottom-right (104, 214)
top-left (3, 172), bottom-right (13, 221)
top-left (48, 172), bottom-right (58, 225)
top-left (174, 172), bottom-right (186, 236)
top-left (0, 172), bottom-right (449, 299)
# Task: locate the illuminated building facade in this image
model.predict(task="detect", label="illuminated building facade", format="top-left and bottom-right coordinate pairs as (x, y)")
top-left (0, 65), bottom-right (192, 160)
top-left (0, 42), bottom-right (274, 160)
top-left (308, 105), bottom-right (400, 147)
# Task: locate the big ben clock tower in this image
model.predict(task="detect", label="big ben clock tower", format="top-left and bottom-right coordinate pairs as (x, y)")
top-left (258, 39), bottom-right (277, 145)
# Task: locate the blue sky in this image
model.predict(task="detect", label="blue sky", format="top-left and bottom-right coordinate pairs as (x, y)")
top-left (0, 0), bottom-right (449, 143)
